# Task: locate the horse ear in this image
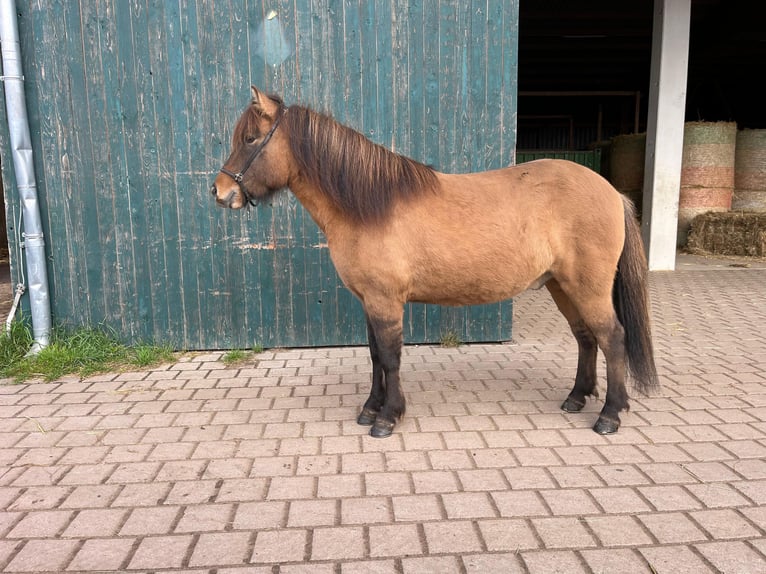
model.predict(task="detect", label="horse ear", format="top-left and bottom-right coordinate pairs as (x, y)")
top-left (251, 85), bottom-right (262, 104)
top-left (250, 85), bottom-right (278, 118)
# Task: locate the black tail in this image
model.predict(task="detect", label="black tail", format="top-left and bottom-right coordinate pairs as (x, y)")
top-left (613, 197), bottom-right (659, 395)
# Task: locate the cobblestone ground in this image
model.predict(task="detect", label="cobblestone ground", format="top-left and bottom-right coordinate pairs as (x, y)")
top-left (1, 265), bottom-right (765, 573)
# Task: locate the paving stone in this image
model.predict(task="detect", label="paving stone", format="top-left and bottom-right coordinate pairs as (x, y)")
top-left (60, 484), bottom-right (121, 508)
top-left (368, 524), bottom-right (423, 558)
top-left (423, 520), bottom-right (483, 554)
top-left (580, 548), bottom-right (649, 574)
top-left (456, 468), bottom-right (508, 491)
top-left (2, 267), bottom-right (766, 571)
top-left (341, 496), bottom-right (391, 524)
top-left (531, 516), bottom-right (597, 549)
top-left (492, 490), bottom-right (549, 517)
top-left (690, 508), bottom-right (762, 539)
top-left (521, 549), bottom-right (589, 574)
top-left (189, 532), bottom-right (251, 567)
top-left (340, 559), bottom-right (398, 574)
top-left (401, 555), bottom-right (462, 574)
top-left (441, 492), bottom-right (496, 519)
top-left (477, 518), bottom-right (539, 552)
top-left (311, 526), bottom-right (365, 560)
top-left (462, 552), bottom-right (525, 574)
top-left (128, 535), bottom-right (194, 570)
top-left (251, 529), bottom-right (308, 563)
top-left (112, 482), bottom-right (171, 507)
top-left (365, 472), bottom-right (413, 496)
top-left (62, 508), bottom-right (128, 537)
top-left (585, 515), bottom-right (654, 547)
top-left (540, 489), bottom-right (600, 515)
top-left (120, 505), bottom-right (181, 535)
top-left (391, 494), bottom-right (443, 522)
top-left (8, 486), bottom-right (70, 510)
top-left (287, 499), bottom-right (337, 527)
top-left (638, 485), bottom-right (703, 511)
top-left (695, 540), bottom-right (766, 573)
top-left (4, 538), bottom-right (79, 572)
top-left (233, 501), bottom-right (287, 530)
top-left (175, 503), bottom-right (234, 532)
top-left (639, 545), bottom-right (717, 574)
top-left (66, 537), bottom-right (134, 571)
top-left (7, 509), bottom-right (74, 538)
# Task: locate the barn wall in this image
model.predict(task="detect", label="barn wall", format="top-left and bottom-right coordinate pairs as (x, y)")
top-left (0, 0), bottom-right (519, 349)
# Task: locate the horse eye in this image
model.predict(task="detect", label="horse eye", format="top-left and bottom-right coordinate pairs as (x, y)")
top-left (245, 135), bottom-right (257, 144)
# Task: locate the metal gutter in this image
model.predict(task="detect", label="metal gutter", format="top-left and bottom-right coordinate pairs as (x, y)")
top-left (1, 0), bottom-right (51, 352)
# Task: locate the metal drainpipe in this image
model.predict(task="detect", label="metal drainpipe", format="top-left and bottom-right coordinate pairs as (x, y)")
top-left (1, 0), bottom-right (51, 353)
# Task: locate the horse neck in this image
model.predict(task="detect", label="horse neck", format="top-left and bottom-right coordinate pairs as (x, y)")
top-left (287, 174), bottom-right (344, 237)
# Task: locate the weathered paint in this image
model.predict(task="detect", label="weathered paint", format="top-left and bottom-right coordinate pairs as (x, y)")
top-left (0, 0), bottom-right (519, 349)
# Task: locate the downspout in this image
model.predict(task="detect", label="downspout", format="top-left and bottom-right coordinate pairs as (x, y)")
top-left (0, 0), bottom-right (51, 352)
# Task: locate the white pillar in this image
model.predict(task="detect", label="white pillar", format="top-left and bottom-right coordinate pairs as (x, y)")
top-left (641, 0), bottom-right (691, 271)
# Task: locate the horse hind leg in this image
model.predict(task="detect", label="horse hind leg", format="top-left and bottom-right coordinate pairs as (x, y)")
top-left (587, 316), bottom-right (629, 434)
top-left (548, 278), bottom-right (630, 434)
top-left (546, 280), bottom-right (599, 412)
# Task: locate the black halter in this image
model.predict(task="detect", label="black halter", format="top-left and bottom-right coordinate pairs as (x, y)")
top-left (219, 106), bottom-right (287, 205)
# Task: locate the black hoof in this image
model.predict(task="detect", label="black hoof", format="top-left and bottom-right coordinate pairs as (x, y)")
top-left (357, 407), bottom-right (378, 426)
top-left (593, 417), bottom-right (620, 435)
top-left (370, 418), bottom-right (395, 438)
top-left (561, 396), bottom-right (586, 413)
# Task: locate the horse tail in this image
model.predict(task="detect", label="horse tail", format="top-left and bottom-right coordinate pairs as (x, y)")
top-left (613, 196), bottom-right (659, 395)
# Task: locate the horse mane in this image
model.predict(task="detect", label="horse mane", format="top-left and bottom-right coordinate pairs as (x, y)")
top-left (282, 105), bottom-right (439, 223)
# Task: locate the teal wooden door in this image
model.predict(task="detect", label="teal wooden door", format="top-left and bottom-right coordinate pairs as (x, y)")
top-left (1, 0), bottom-right (519, 350)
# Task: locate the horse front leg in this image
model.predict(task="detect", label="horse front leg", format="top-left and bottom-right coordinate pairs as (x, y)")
top-left (364, 310), bottom-right (405, 438)
top-left (357, 316), bottom-right (385, 426)
top-left (561, 322), bottom-right (599, 413)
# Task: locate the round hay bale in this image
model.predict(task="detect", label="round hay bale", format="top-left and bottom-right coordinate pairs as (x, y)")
top-left (610, 133), bottom-right (645, 219)
top-left (610, 133), bottom-right (645, 192)
top-left (678, 121), bottom-right (737, 245)
top-left (732, 128), bottom-right (766, 212)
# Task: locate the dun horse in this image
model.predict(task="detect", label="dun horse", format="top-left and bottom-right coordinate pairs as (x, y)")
top-left (211, 87), bottom-right (658, 437)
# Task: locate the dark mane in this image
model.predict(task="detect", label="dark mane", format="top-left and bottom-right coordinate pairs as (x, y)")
top-left (282, 105), bottom-right (439, 223)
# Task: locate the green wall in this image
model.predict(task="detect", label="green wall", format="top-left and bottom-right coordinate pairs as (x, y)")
top-left (0, 1), bottom-right (519, 349)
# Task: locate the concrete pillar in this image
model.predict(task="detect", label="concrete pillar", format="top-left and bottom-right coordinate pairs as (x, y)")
top-left (641, 0), bottom-right (691, 270)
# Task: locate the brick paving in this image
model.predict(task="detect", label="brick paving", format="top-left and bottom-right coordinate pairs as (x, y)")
top-left (1, 258), bottom-right (766, 573)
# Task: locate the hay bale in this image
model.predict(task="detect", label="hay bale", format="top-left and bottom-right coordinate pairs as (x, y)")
top-left (610, 133), bottom-right (645, 218)
top-left (686, 211), bottom-right (766, 257)
top-left (678, 121), bottom-right (737, 246)
top-left (732, 129), bottom-right (766, 212)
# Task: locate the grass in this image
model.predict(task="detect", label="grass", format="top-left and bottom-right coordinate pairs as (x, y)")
top-left (222, 344), bottom-right (264, 366)
top-left (439, 330), bottom-right (462, 348)
top-left (0, 319), bottom-right (176, 382)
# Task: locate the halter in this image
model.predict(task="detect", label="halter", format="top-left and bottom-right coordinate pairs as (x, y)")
top-left (219, 106), bottom-right (287, 205)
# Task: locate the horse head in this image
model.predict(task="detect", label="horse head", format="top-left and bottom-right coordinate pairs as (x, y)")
top-left (211, 87), bottom-right (291, 209)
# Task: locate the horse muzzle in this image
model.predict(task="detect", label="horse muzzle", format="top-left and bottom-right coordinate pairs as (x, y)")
top-left (210, 180), bottom-right (246, 209)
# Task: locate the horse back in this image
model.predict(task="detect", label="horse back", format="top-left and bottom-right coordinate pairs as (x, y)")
top-left (331, 159), bottom-right (626, 306)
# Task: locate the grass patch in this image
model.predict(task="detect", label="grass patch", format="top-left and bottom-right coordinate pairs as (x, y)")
top-left (222, 344), bottom-right (264, 366)
top-left (0, 319), bottom-right (177, 382)
top-left (439, 330), bottom-right (461, 348)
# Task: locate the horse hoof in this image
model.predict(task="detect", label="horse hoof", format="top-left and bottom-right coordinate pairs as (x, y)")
top-left (370, 418), bottom-right (395, 438)
top-left (593, 417), bottom-right (620, 435)
top-left (561, 397), bottom-right (586, 413)
top-left (357, 407), bottom-right (378, 426)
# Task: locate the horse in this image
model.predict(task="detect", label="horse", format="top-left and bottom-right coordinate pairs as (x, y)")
top-left (210, 86), bottom-right (659, 438)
